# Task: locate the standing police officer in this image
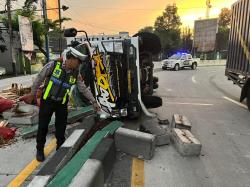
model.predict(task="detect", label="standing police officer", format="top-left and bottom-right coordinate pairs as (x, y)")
top-left (25, 47), bottom-right (99, 162)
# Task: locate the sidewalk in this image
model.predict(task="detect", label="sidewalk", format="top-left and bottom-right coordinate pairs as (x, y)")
top-left (198, 60), bottom-right (226, 67)
top-left (0, 74), bottom-right (37, 91)
top-left (153, 60), bottom-right (226, 70)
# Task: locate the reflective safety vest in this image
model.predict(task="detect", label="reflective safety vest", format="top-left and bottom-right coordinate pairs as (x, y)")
top-left (43, 61), bottom-right (77, 104)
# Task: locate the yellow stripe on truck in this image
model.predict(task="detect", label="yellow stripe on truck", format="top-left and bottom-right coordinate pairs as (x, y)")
top-left (236, 27), bottom-right (250, 63)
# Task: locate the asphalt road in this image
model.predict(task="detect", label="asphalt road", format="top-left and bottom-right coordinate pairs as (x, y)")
top-left (109, 66), bottom-right (250, 187)
top-left (1, 66), bottom-right (250, 187)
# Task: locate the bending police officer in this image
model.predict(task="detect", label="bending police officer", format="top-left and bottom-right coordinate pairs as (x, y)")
top-left (25, 47), bottom-right (100, 162)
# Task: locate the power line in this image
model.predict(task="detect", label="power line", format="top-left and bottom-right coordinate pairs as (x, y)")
top-left (64, 5), bottom-right (228, 11)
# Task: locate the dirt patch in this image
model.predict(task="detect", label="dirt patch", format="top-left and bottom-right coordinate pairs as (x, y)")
top-left (0, 136), bottom-right (17, 148)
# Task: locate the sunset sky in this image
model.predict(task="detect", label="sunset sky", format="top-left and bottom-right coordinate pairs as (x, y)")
top-left (0, 0), bottom-right (238, 35)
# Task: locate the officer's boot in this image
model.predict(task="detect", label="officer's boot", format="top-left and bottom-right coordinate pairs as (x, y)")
top-left (36, 149), bottom-right (45, 162)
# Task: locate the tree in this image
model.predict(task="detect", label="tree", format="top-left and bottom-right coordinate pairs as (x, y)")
top-left (216, 8), bottom-right (231, 51)
top-left (154, 4), bottom-right (181, 31)
top-left (1, 0), bottom-right (70, 56)
top-left (154, 4), bottom-right (182, 56)
top-left (138, 26), bottom-right (154, 33)
top-left (218, 8), bottom-right (231, 29)
top-left (181, 27), bottom-right (193, 52)
top-left (0, 29), bottom-right (7, 52)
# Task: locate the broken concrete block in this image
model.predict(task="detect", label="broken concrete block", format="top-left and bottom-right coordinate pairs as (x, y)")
top-left (8, 112), bottom-right (38, 125)
top-left (140, 119), bottom-right (170, 146)
top-left (115, 127), bottom-right (156, 160)
top-left (16, 102), bottom-right (38, 113)
top-left (171, 114), bottom-right (192, 130)
top-left (2, 110), bottom-right (13, 120)
top-left (3, 104), bottom-right (39, 125)
top-left (69, 159), bottom-right (104, 187)
top-left (172, 128), bottom-right (201, 156)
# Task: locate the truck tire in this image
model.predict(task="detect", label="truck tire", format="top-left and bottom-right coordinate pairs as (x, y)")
top-left (142, 95), bottom-right (162, 108)
top-left (247, 86), bottom-right (250, 110)
top-left (191, 62), bottom-right (197, 70)
top-left (153, 76), bottom-right (159, 83)
top-left (153, 83), bottom-right (159, 89)
top-left (174, 64), bottom-right (180, 71)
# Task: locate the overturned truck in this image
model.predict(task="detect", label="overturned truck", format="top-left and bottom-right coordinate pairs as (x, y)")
top-left (225, 0), bottom-right (250, 110)
top-left (64, 28), bottom-right (162, 118)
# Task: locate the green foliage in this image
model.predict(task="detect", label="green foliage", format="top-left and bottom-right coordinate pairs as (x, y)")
top-left (216, 8), bottom-right (231, 51)
top-left (138, 26), bottom-right (154, 33)
top-left (153, 4), bottom-right (182, 55)
top-left (181, 27), bottom-right (193, 52)
top-left (1, 0), bottom-right (70, 56)
top-left (218, 8), bottom-right (231, 29)
top-left (154, 4), bottom-right (181, 31)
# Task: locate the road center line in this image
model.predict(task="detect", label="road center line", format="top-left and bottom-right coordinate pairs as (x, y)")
top-left (131, 158), bottom-right (144, 187)
top-left (192, 75), bottom-right (197, 84)
top-left (7, 138), bottom-right (56, 187)
top-left (223, 96), bottom-right (248, 109)
top-left (166, 102), bottom-right (214, 106)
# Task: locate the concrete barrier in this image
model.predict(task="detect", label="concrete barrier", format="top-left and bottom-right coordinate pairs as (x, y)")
top-left (140, 119), bottom-right (170, 146)
top-left (69, 159), bottom-right (104, 187)
top-left (171, 114), bottom-right (192, 131)
top-left (171, 128), bottom-right (202, 156)
top-left (90, 137), bottom-right (116, 181)
top-left (115, 127), bottom-right (156, 160)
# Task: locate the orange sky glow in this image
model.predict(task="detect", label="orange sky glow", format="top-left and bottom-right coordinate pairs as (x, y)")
top-left (60, 0), bottom-right (238, 35)
top-left (3, 0), bottom-right (238, 35)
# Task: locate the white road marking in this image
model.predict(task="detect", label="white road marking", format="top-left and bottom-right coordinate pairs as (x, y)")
top-left (192, 75), bottom-right (197, 84)
top-left (223, 96), bottom-right (248, 109)
top-left (244, 155), bottom-right (250, 158)
top-left (164, 88), bottom-right (173, 92)
top-left (166, 102), bottom-right (213, 106)
top-left (62, 129), bottom-right (85, 148)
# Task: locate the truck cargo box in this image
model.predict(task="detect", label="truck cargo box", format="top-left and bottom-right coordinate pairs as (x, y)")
top-left (226, 0), bottom-right (250, 75)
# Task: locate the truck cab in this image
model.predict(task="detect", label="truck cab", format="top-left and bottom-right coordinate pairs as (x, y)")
top-left (162, 53), bottom-right (197, 71)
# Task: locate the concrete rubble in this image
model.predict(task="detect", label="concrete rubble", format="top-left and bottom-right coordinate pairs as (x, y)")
top-left (140, 119), bottom-right (170, 146)
top-left (171, 128), bottom-right (202, 156)
top-left (3, 102), bottom-right (39, 125)
top-left (171, 114), bottom-right (192, 130)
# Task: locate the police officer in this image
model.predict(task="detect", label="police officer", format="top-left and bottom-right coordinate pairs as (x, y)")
top-left (25, 47), bottom-right (99, 162)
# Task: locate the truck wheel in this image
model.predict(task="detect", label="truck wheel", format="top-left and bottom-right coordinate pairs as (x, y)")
top-left (191, 63), bottom-right (197, 70)
top-left (142, 95), bottom-right (162, 108)
top-left (153, 76), bottom-right (159, 83)
top-left (247, 86), bottom-right (250, 110)
top-left (153, 83), bottom-right (159, 89)
top-left (174, 64), bottom-right (180, 71)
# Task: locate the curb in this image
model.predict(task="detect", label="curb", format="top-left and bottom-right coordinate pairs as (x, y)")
top-left (27, 115), bottom-right (96, 186)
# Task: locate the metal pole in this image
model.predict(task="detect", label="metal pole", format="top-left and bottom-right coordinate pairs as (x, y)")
top-left (58, 0), bottom-right (62, 54)
top-left (42, 0), bottom-right (50, 63)
top-left (7, 0), bottom-right (17, 76)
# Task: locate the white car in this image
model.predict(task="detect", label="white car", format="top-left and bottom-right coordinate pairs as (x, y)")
top-left (0, 67), bottom-right (6, 76)
top-left (162, 53), bottom-right (197, 71)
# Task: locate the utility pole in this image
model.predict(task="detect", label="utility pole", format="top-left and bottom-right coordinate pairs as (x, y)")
top-left (58, 0), bottom-right (62, 54)
top-left (6, 0), bottom-right (17, 76)
top-left (42, 0), bottom-right (50, 63)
